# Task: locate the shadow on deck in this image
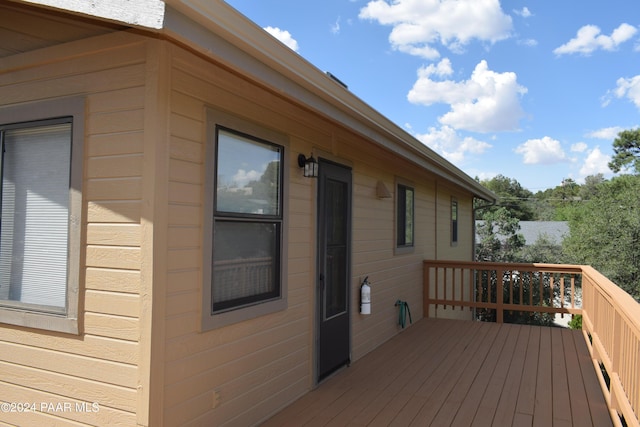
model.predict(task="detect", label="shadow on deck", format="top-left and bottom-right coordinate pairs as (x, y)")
top-left (263, 318), bottom-right (612, 427)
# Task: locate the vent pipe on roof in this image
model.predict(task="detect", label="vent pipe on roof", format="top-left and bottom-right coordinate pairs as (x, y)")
top-left (325, 72), bottom-right (348, 89)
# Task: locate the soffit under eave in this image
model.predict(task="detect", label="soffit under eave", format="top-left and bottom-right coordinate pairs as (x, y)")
top-left (9, 0), bottom-right (165, 29)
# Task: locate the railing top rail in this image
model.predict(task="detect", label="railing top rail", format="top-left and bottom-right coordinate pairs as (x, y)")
top-left (424, 259), bottom-right (584, 274)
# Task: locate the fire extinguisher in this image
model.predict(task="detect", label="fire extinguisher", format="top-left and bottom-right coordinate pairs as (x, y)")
top-left (360, 277), bottom-right (371, 315)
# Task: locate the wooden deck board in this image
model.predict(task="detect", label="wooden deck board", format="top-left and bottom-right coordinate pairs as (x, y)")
top-left (262, 319), bottom-right (613, 427)
top-left (492, 325), bottom-right (531, 426)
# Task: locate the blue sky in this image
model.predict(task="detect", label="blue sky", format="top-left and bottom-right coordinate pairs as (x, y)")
top-left (224, 0), bottom-right (640, 192)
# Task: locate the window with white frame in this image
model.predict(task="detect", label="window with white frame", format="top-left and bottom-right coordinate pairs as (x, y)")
top-left (0, 98), bottom-right (83, 334)
top-left (203, 109), bottom-right (287, 330)
top-left (396, 183), bottom-right (414, 249)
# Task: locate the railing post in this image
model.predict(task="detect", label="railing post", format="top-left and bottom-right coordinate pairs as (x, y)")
top-left (496, 268), bottom-right (504, 323)
top-left (423, 261), bottom-right (430, 318)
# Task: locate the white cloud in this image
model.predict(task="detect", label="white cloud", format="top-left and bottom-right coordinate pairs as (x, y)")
top-left (414, 125), bottom-right (492, 163)
top-left (264, 26), bottom-right (300, 52)
top-left (359, 0), bottom-right (512, 59)
top-left (585, 126), bottom-right (625, 140)
top-left (513, 7), bottom-right (532, 18)
top-left (474, 171), bottom-right (498, 181)
top-left (515, 136), bottom-right (567, 164)
top-left (233, 169), bottom-right (261, 186)
top-left (613, 75), bottom-right (640, 108)
top-left (571, 142), bottom-right (588, 153)
top-left (518, 38), bottom-right (538, 47)
top-left (579, 147), bottom-right (611, 178)
top-left (408, 59), bottom-right (527, 132)
top-left (331, 17), bottom-right (341, 35)
top-left (553, 23), bottom-right (637, 56)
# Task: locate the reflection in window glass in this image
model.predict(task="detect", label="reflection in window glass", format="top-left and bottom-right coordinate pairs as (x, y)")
top-left (211, 127), bottom-right (284, 313)
top-left (397, 184), bottom-right (414, 247)
top-left (451, 199), bottom-right (458, 244)
top-left (213, 221), bottom-right (279, 310)
top-left (324, 179), bottom-right (348, 319)
top-left (216, 129), bottom-right (281, 216)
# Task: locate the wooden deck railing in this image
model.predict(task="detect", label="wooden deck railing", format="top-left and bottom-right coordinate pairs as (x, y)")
top-left (423, 260), bottom-right (640, 427)
top-left (580, 266), bottom-right (640, 427)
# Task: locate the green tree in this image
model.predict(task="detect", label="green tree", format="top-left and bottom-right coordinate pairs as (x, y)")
top-left (579, 174), bottom-right (605, 200)
top-left (563, 174), bottom-right (640, 300)
top-left (477, 175), bottom-right (535, 221)
top-left (475, 208), bottom-right (559, 326)
top-left (520, 234), bottom-right (566, 264)
top-left (476, 207), bottom-right (525, 262)
top-left (608, 128), bottom-right (640, 173)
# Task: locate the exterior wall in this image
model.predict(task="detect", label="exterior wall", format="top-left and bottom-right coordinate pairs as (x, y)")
top-left (0, 29), bottom-right (154, 425)
top-left (0, 9), bottom-right (481, 427)
top-left (162, 45), bottom-right (316, 426)
top-left (429, 183), bottom-right (475, 320)
top-left (160, 42), bottom-right (478, 425)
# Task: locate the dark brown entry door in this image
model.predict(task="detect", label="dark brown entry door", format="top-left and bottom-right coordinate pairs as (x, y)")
top-left (317, 159), bottom-right (352, 382)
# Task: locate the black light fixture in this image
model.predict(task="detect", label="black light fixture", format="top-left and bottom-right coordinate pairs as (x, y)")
top-left (298, 153), bottom-right (318, 178)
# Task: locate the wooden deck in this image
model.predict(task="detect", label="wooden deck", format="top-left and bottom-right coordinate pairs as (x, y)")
top-left (263, 318), bottom-right (613, 427)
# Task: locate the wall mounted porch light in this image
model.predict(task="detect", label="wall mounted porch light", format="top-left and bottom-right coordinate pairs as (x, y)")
top-left (298, 153), bottom-right (318, 178)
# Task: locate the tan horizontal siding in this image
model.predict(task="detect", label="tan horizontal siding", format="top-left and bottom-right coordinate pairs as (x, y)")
top-left (1, 61), bottom-right (146, 105)
top-left (85, 268), bottom-right (140, 294)
top-left (0, 341), bottom-right (137, 388)
top-left (84, 313), bottom-right (139, 342)
top-left (85, 177), bottom-right (143, 201)
top-left (0, 362), bottom-right (136, 414)
top-left (88, 131), bottom-right (144, 157)
top-left (87, 154), bottom-right (144, 179)
top-left (85, 246), bottom-right (142, 270)
top-left (87, 223), bottom-right (141, 246)
top-left (0, 382), bottom-right (136, 426)
top-left (170, 136), bottom-right (202, 163)
top-left (87, 200), bottom-right (142, 223)
top-left (0, 28), bottom-right (148, 427)
top-left (84, 290), bottom-right (140, 318)
top-left (0, 327), bottom-right (138, 364)
top-left (167, 226), bottom-right (200, 249)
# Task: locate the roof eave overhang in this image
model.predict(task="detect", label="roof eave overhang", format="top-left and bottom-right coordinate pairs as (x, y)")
top-left (10, 0), bottom-right (496, 203)
top-left (11, 0), bottom-right (165, 29)
top-left (163, 1), bottom-right (496, 202)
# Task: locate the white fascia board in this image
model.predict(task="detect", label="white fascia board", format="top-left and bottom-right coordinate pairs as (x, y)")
top-left (164, 0), bottom-right (495, 202)
top-left (16, 0), bottom-right (165, 29)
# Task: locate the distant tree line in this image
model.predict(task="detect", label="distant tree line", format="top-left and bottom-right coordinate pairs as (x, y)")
top-left (475, 128), bottom-right (640, 301)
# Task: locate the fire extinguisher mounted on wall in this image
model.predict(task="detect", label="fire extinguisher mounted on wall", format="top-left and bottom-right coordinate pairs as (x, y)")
top-left (360, 277), bottom-right (371, 315)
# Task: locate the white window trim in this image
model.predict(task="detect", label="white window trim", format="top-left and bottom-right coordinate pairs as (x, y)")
top-left (0, 97), bottom-right (84, 335)
top-left (202, 108), bottom-right (288, 331)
